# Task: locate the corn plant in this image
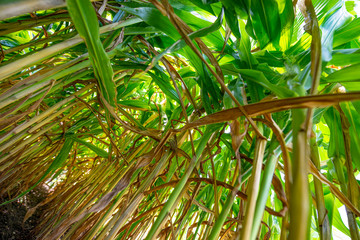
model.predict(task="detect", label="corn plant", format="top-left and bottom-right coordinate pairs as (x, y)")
top-left (1, 0), bottom-right (360, 239)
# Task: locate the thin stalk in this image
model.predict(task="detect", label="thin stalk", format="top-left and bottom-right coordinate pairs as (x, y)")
top-left (144, 129), bottom-right (215, 240)
top-left (0, 17), bottom-right (142, 81)
top-left (0, 84), bottom-right (94, 148)
top-left (252, 117), bottom-right (291, 236)
top-left (174, 182), bottom-right (203, 238)
top-left (202, 214), bottom-right (214, 240)
top-left (332, 156), bottom-right (360, 240)
top-left (0, 14), bottom-right (70, 36)
top-left (104, 152), bottom-right (171, 240)
top-left (209, 146), bottom-right (220, 218)
top-left (337, 105), bottom-right (360, 239)
top-left (0, 36), bottom-right (82, 81)
top-left (0, 122), bottom-right (57, 167)
top-left (310, 131), bottom-right (331, 240)
top-left (207, 154), bottom-right (242, 240)
top-left (239, 138), bottom-right (267, 240)
top-left (250, 153), bottom-right (278, 240)
top-left (280, 212), bottom-right (290, 240)
top-left (0, 54), bottom-right (88, 104)
top-left (0, 0), bottom-right (103, 21)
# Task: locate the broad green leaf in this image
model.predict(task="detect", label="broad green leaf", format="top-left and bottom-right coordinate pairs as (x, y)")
top-left (198, 62), bottom-right (222, 114)
top-left (321, 1), bottom-right (352, 62)
top-left (148, 72), bottom-right (180, 103)
top-left (236, 21), bottom-right (258, 69)
top-left (253, 50), bottom-right (284, 68)
top-left (221, 64), bottom-right (296, 98)
top-left (121, 7), bottom-right (180, 40)
top-left (223, 78), bottom-right (244, 109)
top-left (150, 8), bottom-right (224, 67)
top-left (324, 107), bottom-right (345, 159)
top-left (67, 0), bottom-right (117, 106)
top-left (329, 49), bottom-right (360, 66)
top-left (334, 17), bottom-right (360, 47)
top-left (221, 0), bottom-right (248, 19)
top-left (71, 137), bottom-right (108, 158)
top-left (224, 6), bottom-right (241, 39)
top-left (278, 0), bottom-right (294, 32)
top-left (249, 0), bottom-right (281, 48)
top-left (118, 100), bottom-right (151, 110)
top-left (339, 102), bottom-right (360, 169)
top-left (117, 83), bottom-right (138, 100)
top-left (190, 0), bottom-right (215, 14)
top-left (332, 198), bottom-right (351, 237)
top-left (325, 63), bottom-right (360, 82)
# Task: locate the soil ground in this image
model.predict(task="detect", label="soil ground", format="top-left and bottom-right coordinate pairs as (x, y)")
top-left (0, 186), bottom-right (49, 240)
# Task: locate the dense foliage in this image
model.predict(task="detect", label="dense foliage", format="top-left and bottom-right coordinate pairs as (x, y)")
top-left (1, 0), bottom-right (360, 239)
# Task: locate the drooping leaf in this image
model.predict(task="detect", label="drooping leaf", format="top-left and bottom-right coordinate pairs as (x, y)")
top-left (67, 0), bottom-right (117, 106)
top-left (71, 137), bottom-right (108, 158)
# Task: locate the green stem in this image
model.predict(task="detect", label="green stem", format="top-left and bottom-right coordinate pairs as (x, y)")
top-left (337, 106), bottom-right (360, 239)
top-left (250, 153), bottom-right (278, 240)
top-left (332, 156), bottom-right (360, 240)
top-left (207, 184), bottom-right (239, 240)
top-left (289, 109), bottom-right (310, 240)
top-left (239, 138), bottom-right (267, 240)
top-left (310, 132), bottom-right (331, 240)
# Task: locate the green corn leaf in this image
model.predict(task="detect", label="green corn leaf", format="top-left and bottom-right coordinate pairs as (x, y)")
top-left (334, 17), bottom-right (360, 47)
top-left (329, 49), bottom-right (360, 66)
top-left (71, 137), bottom-right (108, 158)
top-left (148, 72), bottom-right (180, 103)
top-left (326, 63), bottom-right (360, 82)
top-left (320, 2), bottom-right (352, 62)
top-left (149, 8), bottom-right (224, 67)
top-left (67, 0), bottom-right (117, 106)
top-left (221, 64), bottom-right (296, 98)
top-left (249, 0), bottom-right (282, 48)
top-left (118, 100), bottom-right (151, 110)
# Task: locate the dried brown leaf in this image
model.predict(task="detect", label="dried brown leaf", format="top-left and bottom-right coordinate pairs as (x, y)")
top-left (183, 92), bottom-right (360, 130)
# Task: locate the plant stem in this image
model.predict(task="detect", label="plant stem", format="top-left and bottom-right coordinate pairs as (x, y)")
top-left (310, 132), bottom-right (331, 240)
top-left (144, 129), bottom-right (215, 240)
top-left (239, 138), bottom-right (267, 240)
top-left (250, 153), bottom-right (278, 240)
top-left (289, 109), bottom-right (310, 240)
top-left (337, 105), bottom-right (360, 239)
